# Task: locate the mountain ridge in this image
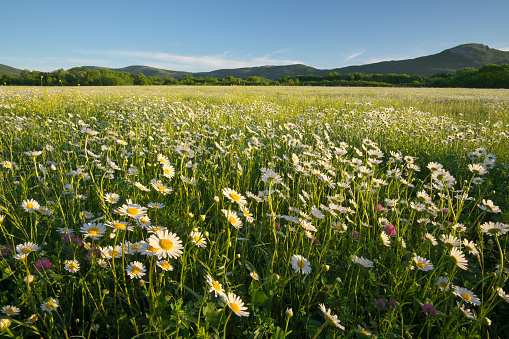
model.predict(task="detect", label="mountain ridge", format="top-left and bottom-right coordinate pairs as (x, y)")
top-left (2, 43), bottom-right (509, 80)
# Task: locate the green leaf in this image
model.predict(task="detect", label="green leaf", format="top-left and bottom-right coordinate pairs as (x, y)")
top-left (252, 291), bottom-right (268, 306)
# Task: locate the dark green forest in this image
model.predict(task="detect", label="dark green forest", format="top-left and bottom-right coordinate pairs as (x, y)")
top-left (2, 64), bottom-right (509, 88)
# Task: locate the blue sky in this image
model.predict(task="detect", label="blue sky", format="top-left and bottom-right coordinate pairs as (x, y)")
top-left (1, 0), bottom-right (508, 72)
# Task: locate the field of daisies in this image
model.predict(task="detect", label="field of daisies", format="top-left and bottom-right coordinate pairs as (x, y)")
top-left (0, 86), bottom-right (508, 338)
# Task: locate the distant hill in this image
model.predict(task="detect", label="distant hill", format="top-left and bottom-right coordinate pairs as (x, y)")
top-left (3, 43), bottom-right (509, 80)
top-left (0, 64), bottom-right (22, 77)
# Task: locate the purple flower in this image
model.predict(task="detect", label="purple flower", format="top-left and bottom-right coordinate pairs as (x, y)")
top-left (385, 224), bottom-right (396, 236)
top-left (353, 231), bottom-right (359, 238)
top-left (0, 244), bottom-right (14, 257)
top-left (423, 303), bottom-right (437, 316)
top-left (61, 233), bottom-right (75, 245)
top-left (389, 299), bottom-right (398, 308)
top-left (275, 222), bottom-right (280, 230)
top-left (377, 204), bottom-right (384, 212)
top-left (33, 258), bottom-right (52, 273)
top-left (376, 298), bottom-right (385, 308)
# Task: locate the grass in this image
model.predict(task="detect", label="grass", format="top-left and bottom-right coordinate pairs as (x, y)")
top-left (0, 85), bottom-right (508, 338)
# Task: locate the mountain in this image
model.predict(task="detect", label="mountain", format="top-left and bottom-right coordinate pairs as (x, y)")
top-left (2, 43), bottom-right (509, 80)
top-left (0, 64), bottom-right (23, 77)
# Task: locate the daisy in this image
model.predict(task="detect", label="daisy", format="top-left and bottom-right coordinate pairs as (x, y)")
top-left (441, 234), bottom-right (461, 248)
top-left (151, 180), bottom-right (172, 195)
top-left (457, 302), bottom-right (476, 320)
top-left (351, 255), bottom-right (374, 268)
top-left (100, 245), bottom-right (123, 259)
top-left (64, 260), bottom-right (80, 273)
top-left (222, 209), bottom-right (243, 229)
top-left (250, 272), bottom-right (259, 281)
top-left (136, 215), bottom-right (151, 228)
top-left (480, 221), bottom-right (509, 236)
top-left (462, 239), bottom-right (479, 256)
top-left (290, 254), bottom-right (312, 274)
top-left (146, 230), bottom-right (183, 259)
top-left (380, 231), bottom-right (391, 247)
top-left (2, 161), bottom-right (16, 169)
top-left (156, 153), bottom-right (170, 165)
top-left (413, 255), bottom-right (433, 271)
top-left (468, 164), bottom-right (488, 175)
top-left (118, 199), bottom-right (148, 219)
top-left (175, 145), bottom-right (195, 158)
top-left (357, 325), bottom-right (371, 337)
top-left (454, 286), bottom-right (481, 306)
top-left (37, 206), bottom-right (52, 216)
top-left (97, 259), bottom-right (109, 269)
top-left (133, 182), bottom-right (151, 192)
top-left (221, 188), bottom-right (247, 205)
top-left (80, 222), bottom-right (106, 239)
top-left (496, 287), bottom-right (509, 303)
top-left (81, 211), bottom-right (94, 219)
top-left (104, 192), bottom-right (120, 204)
top-left (190, 231), bottom-right (207, 248)
top-left (261, 169), bottom-right (283, 185)
top-left (205, 274), bottom-right (226, 298)
top-left (147, 202), bottom-right (165, 209)
top-left (450, 248), bottom-right (468, 270)
top-left (156, 260), bottom-right (174, 272)
top-left (21, 199), bottom-right (40, 213)
top-left (147, 225), bottom-right (167, 234)
top-left (1, 305), bottom-right (21, 316)
top-left (162, 164), bottom-right (175, 179)
top-left (238, 205), bottom-right (254, 223)
top-left (478, 199), bottom-right (501, 213)
top-left (126, 261), bottom-right (146, 279)
top-left (16, 242), bottom-right (40, 254)
top-left (425, 233), bottom-right (438, 246)
top-left (40, 298), bottom-right (59, 313)
top-left (436, 276), bottom-right (450, 291)
top-left (223, 292), bottom-right (249, 317)
top-left (105, 220), bottom-right (133, 232)
top-left (319, 304), bottom-right (344, 330)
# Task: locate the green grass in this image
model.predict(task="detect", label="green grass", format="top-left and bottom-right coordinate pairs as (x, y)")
top-left (0, 86), bottom-right (508, 338)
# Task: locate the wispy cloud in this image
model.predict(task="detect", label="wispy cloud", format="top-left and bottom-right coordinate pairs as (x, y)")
top-left (344, 51), bottom-right (364, 61)
top-left (79, 50), bottom-right (302, 71)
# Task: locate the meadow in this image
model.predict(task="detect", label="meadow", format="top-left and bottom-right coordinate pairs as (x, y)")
top-left (0, 85), bottom-right (508, 338)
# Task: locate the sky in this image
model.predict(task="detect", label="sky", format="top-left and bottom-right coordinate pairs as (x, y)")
top-left (1, 0), bottom-right (509, 72)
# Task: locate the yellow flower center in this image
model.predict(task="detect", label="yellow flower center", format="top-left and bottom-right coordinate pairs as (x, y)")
top-left (160, 239), bottom-right (173, 251)
top-left (69, 263), bottom-right (77, 270)
top-left (297, 260), bottom-right (305, 268)
top-left (127, 208), bottom-right (139, 216)
top-left (132, 267), bottom-right (141, 274)
top-left (132, 244), bottom-right (140, 250)
top-left (45, 302), bottom-right (55, 310)
top-left (229, 302), bottom-right (240, 313)
top-left (157, 185), bottom-right (166, 191)
top-left (194, 236), bottom-right (201, 243)
top-left (147, 245), bottom-right (159, 252)
top-left (212, 281), bottom-right (221, 291)
top-left (27, 203), bottom-right (34, 209)
top-left (334, 225), bottom-right (341, 230)
top-left (153, 227), bottom-right (162, 232)
top-left (359, 330), bottom-right (367, 335)
top-left (114, 223), bottom-right (125, 229)
top-left (228, 216), bottom-right (237, 224)
top-left (417, 262), bottom-right (425, 269)
top-left (160, 262), bottom-right (170, 270)
top-left (110, 250), bottom-right (119, 257)
top-left (5, 308), bottom-right (15, 314)
top-left (108, 197), bottom-right (115, 201)
top-left (21, 247), bottom-right (32, 253)
top-left (230, 193), bottom-right (240, 201)
top-left (88, 227), bottom-right (99, 235)
top-left (40, 208), bottom-right (46, 213)
top-left (461, 293), bottom-right (472, 301)
top-left (164, 169), bottom-right (170, 174)
top-left (440, 282), bottom-right (447, 287)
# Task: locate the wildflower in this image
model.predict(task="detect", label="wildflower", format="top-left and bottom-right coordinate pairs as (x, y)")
top-left (437, 276), bottom-right (450, 291)
top-left (24, 275), bottom-right (35, 284)
top-left (351, 255), bottom-right (373, 268)
top-left (21, 199), bottom-right (40, 213)
top-left (285, 308), bottom-right (293, 317)
top-left (34, 258), bottom-right (52, 273)
top-left (384, 224), bottom-right (396, 236)
top-left (261, 169), bottom-right (283, 184)
top-left (126, 261), bottom-right (146, 279)
top-left (0, 318), bottom-right (12, 331)
top-left (441, 234), bottom-right (461, 248)
top-left (190, 231), bottom-right (207, 248)
top-left (357, 325), bottom-right (372, 336)
top-left (146, 230), bottom-right (183, 259)
top-left (26, 314), bottom-right (38, 324)
top-left (496, 287), bottom-right (509, 303)
top-left (80, 222), bottom-right (106, 239)
top-left (156, 154), bottom-right (170, 165)
top-left (413, 255), bottom-right (433, 271)
top-left (175, 145), bottom-right (195, 158)
top-left (100, 245), bottom-right (123, 259)
top-left (162, 164), bottom-right (175, 179)
top-left (318, 304), bottom-right (344, 330)
top-left (156, 260), bottom-right (173, 271)
top-left (16, 242), bottom-right (40, 254)
top-left (480, 221), bottom-right (508, 236)
top-left (147, 202), bottom-right (165, 209)
top-left (40, 298), bottom-right (59, 312)
top-left (454, 286), bottom-right (481, 306)
top-left (468, 164), bottom-right (488, 175)
top-left (224, 292), bottom-right (249, 317)
top-left (104, 192), bottom-right (120, 204)
top-left (250, 272), bottom-right (259, 281)
top-left (380, 231), bottom-right (391, 247)
top-left (151, 180), bottom-right (172, 195)
top-left (91, 324), bottom-right (100, 332)
top-left (118, 199), bottom-right (148, 219)
top-left (462, 239), bottom-right (479, 256)
top-left (423, 303), bottom-right (438, 316)
top-left (0, 244), bottom-right (13, 257)
top-left (205, 274), bottom-right (226, 298)
top-left (457, 302), bottom-right (476, 320)
top-left (376, 298), bottom-right (385, 308)
top-left (222, 209), bottom-right (243, 229)
top-left (97, 259), bottom-right (109, 269)
top-left (478, 199), bottom-right (501, 213)
top-left (221, 187), bottom-right (247, 205)
top-left (1, 305), bottom-right (20, 316)
top-left (290, 254), bottom-right (312, 274)
top-left (105, 220), bottom-right (133, 232)
top-left (450, 248), bottom-right (468, 270)
top-left (64, 260), bottom-right (80, 273)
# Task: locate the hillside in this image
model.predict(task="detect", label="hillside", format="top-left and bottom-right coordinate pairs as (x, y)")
top-left (0, 64), bottom-right (22, 77)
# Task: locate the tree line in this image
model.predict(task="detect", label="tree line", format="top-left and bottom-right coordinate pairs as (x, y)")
top-left (1, 64), bottom-right (509, 88)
